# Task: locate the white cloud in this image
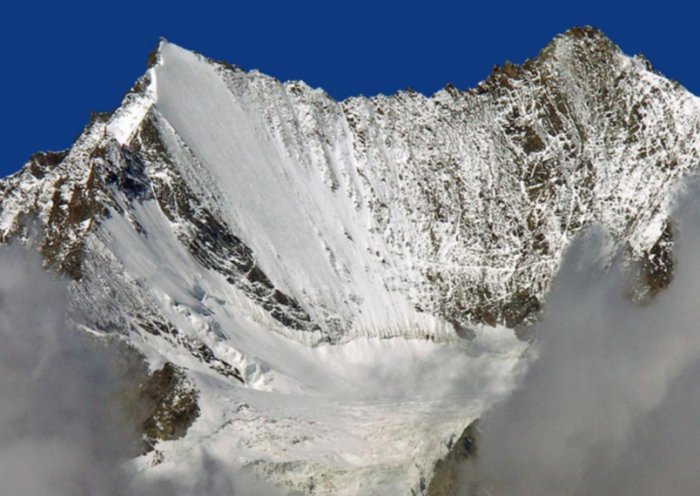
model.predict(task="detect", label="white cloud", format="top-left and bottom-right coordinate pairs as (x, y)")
top-left (0, 246), bottom-right (129, 496)
top-left (0, 245), bottom-right (286, 496)
top-left (467, 189), bottom-right (700, 495)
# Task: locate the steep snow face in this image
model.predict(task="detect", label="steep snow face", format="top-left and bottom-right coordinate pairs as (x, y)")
top-left (153, 43), bottom-right (445, 341)
top-left (2, 26), bottom-right (700, 494)
top-left (97, 186), bottom-right (527, 493)
top-left (151, 29), bottom-right (700, 337)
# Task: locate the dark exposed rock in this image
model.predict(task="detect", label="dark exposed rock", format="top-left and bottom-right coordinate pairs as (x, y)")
top-left (39, 164), bottom-right (105, 280)
top-left (113, 149), bottom-right (152, 202)
top-left (112, 343), bottom-right (199, 455)
top-left (27, 150), bottom-right (69, 178)
top-left (139, 362), bottom-right (200, 452)
top-left (630, 220), bottom-right (675, 303)
top-left (501, 291), bottom-right (541, 329)
top-left (146, 39), bottom-right (164, 69)
top-left (88, 111), bottom-right (113, 126)
top-left (427, 420), bottom-right (479, 496)
top-left (642, 221), bottom-right (675, 294)
top-left (136, 314), bottom-right (245, 383)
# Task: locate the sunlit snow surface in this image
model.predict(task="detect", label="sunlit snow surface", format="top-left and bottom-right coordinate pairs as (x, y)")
top-left (154, 43), bottom-right (451, 341)
top-left (106, 199), bottom-right (527, 494)
top-left (133, 334), bottom-right (525, 495)
top-left (94, 45), bottom-right (530, 493)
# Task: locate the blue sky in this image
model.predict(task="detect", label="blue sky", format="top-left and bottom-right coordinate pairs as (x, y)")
top-left (0, 1), bottom-right (693, 176)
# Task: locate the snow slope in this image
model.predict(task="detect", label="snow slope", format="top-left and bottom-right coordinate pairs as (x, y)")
top-left (100, 172), bottom-right (526, 493)
top-left (1, 26), bottom-right (700, 493)
top-left (154, 42), bottom-right (447, 342)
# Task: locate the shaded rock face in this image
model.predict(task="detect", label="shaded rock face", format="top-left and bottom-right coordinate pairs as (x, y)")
top-left (427, 421), bottom-right (480, 496)
top-left (640, 220), bottom-right (675, 296)
top-left (139, 362), bottom-right (200, 451)
top-left (114, 344), bottom-right (200, 454)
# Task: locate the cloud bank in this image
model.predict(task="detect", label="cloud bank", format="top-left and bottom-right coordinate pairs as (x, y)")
top-left (0, 246), bottom-right (131, 496)
top-left (0, 246), bottom-right (285, 496)
top-left (7, 191), bottom-right (700, 496)
top-left (467, 190), bottom-right (700, 495)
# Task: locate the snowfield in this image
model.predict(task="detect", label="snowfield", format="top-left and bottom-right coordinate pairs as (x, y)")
top-left (105, 197), bottom-right (527, 493)
top-left (128, 329), bottom-right (527, 494)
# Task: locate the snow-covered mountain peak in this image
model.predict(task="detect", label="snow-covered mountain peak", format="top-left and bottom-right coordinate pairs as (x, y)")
top-left (2, 28), bottom-right (700, 493)
top-left (4, 26), bottom-right (699, 344)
